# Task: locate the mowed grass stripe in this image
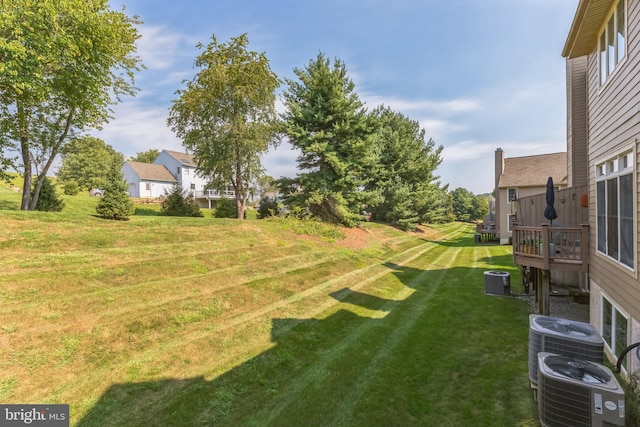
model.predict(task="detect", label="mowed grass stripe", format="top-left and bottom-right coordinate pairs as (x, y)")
top-left (80, 236), bottom-right (443, 376)
top-left (69, 227), bottom-right (458, 421)
top-left (238, 227), bottom-right (465, 425)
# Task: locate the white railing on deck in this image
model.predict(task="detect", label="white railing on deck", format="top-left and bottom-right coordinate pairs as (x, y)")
top-left (194, 190), bottom-right (235, 199)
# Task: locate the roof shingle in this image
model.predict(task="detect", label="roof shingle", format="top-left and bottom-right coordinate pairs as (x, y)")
top-left (498, 152), bottom-right (567, 188)
top-left (126, 162), bottom-right (177, 183)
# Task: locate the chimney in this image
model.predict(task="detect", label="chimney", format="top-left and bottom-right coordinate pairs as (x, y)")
top-left (495, 148), bottom-right (504, 190)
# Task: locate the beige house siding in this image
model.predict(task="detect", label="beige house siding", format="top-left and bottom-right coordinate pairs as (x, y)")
top-left (567, 56), bottom-right (589, 187)
top-left (582, 0), bottom-right (640, 324)
top-left (494, 150), bottom-right (568, 244)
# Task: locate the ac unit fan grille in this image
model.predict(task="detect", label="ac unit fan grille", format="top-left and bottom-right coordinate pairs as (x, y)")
top-left (529, 333), bottom-right (604, 384)
top-left (539, 374), bottom-right (591, 427)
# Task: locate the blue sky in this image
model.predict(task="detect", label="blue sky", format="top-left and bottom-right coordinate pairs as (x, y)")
top-left (98, 0), bottom-right (580, 194)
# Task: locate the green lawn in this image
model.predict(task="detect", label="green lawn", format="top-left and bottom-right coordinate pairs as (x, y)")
top-left (0, 181), bottom-right (538, 426)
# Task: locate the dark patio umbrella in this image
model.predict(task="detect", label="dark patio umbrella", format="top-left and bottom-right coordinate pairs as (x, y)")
top-left (543, 176), bottom-right (557, 225)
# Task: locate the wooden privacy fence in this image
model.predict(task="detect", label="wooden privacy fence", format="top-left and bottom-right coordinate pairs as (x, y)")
top-left (513, 185), bottom-right (588, 227)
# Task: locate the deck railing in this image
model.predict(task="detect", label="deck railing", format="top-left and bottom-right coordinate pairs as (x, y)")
top-left (194, 190), bottom-right (235, 199)
top-left (512, 223), bottom-right (589, 272)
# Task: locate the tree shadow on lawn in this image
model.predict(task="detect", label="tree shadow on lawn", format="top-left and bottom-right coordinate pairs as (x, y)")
top-left (77, 263), bottom-right (535, 426)
top-left (0, 199), bottom-right (20, 211)
top-left (133, 207), bottom-right (161, 216)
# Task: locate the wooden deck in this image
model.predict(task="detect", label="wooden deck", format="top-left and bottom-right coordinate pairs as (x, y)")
top-left (512, 224), bottom-right (589, 272)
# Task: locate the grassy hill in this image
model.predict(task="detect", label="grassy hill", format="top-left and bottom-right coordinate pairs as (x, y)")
top-left (0, 179), bottom-right (538, 426)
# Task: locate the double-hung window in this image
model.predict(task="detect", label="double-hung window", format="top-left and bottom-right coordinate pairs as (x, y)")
top-left (599, 0), bottom-right (626, 85)
top-left (596, 151), bottom-right (634, 269)
top-left (602, 296), bottom-right (628, 370)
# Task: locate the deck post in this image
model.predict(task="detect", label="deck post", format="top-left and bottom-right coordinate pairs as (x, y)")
top-left (541, 224), bottom-right (550, 270)
top-left (580, 223), bottom-right (589, 270)
top-left (540, 269), bottom-right (550, 316)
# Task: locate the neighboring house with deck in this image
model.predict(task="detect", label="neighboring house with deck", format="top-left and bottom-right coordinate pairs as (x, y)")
top-left (494, 149), bottom-right (568, 244)
top-left (560, 0), bottom-right (640, 375)
top-left (123, 149), bottom-right (235, 208)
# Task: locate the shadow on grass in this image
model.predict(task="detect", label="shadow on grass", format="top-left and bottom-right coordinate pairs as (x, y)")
top-left (133, 207), bottom-right (162, 216)
top-left (77, 246), bottom-right (536, 426)
top-left (0, 199), bottom-right (20, 211)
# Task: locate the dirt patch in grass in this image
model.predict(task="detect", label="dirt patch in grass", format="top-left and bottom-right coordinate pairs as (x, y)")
top-left (336, 223), bottom-right (443, 250)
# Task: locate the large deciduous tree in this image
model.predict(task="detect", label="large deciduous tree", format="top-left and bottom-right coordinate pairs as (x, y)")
top-left (129, 149), bottom-right (160, 164)
top-left (0, 0), bottom-right (142, 210)
top-left (56, 136), bottom-right (124, 190)
top-left (280, 53), bottom-right (376, 227)
top-left (451, 187), bottom-right (488, 222)
top-left (167, 33), bottom-right (280, 220)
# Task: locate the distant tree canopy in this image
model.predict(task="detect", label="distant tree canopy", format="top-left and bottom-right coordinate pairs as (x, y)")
top-left (56, 136), bottom-right (124, 190)
top-left (168, 33), bottom-right (280, 220)
top-left (0, 0), bottom-right (142, 210)
top-left (129, 149), bottom-right (160, 164)
top-left (451, 187), bottom-right (488, 222)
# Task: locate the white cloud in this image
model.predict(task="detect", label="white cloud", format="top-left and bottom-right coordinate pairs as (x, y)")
top-left (362, 94), bottom-right (482, 115)
top-left (135, 25), bottom-right (192, 70)
top-left (91, 101), bottom-right (181, 157)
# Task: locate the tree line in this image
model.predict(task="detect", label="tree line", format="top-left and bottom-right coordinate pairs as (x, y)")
top-left (0, 1), bottom-right (487, 227)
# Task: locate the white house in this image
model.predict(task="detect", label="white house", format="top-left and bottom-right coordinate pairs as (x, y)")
top-left (122, 161), bottom-right (176, 198)
top-left (123, 149), bottom-right (235, 208)
top-left (153, 150), bottom-right (209, 194)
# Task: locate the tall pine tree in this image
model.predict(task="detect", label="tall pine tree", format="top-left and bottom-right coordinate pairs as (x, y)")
top-left (365, 106), bottom-right (447, 229)
top-left (280, 53), bottom-right (376, 227)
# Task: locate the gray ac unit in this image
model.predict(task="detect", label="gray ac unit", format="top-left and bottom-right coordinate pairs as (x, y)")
top-left (538, 352), bottom-right (625, 427)
top-left (529, 314), bottom-right (603, 386)
top-left (484, 271), bottom-right (510, 295)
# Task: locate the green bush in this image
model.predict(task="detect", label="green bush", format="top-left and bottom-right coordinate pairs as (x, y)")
top-left (63, 181), bottom-right (79, 196)
top-left (33, 177), bottom-right (65, 212)
top-left (160, 183), bottom-right (204, 217)
top-left (257, 196), bottom-right (281, 219)
top-left (213, 199), bottom-right (244, 219)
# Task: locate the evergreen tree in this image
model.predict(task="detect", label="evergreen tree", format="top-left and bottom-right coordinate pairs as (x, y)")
top-left (33, 177), bottom-right (65, 212)
top-left (365, 106), bottom-right (447, 229)
top-left (96, 162), bottom-right (133, 220)
top-left (280, 53), bottom-right (376, 227)
top-left (160, 183), bottom-right (204, 217)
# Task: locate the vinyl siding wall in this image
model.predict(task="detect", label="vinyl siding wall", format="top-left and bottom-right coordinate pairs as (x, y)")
top-left (567, 56), bottom-right (589, 187)
top-left (586, 0), bottom-right (640, 327)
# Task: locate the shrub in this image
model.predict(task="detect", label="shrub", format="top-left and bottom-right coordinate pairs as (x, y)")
top-left (160, 183), bottom-right (204, 217)
top-left (257, 196), bottom-right (281, 219)
top-left (213, 199), bottom-right (244, 219)
top-left (63, 181), bottom-right (80, 196)
top-left (33, 177), bottom-right (65, 212)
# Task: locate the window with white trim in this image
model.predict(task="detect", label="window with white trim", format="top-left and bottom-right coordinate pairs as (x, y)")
top-left (507, 214), bottom-right (514, 232)
top-left (596, 150), bottom-right (634, 269)
top-left (602, 296), bottom-right (628, 370)
top-left (508, 188), bottom-right (517, 202)
top-left (599, 0), bottom-right (626, 85)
